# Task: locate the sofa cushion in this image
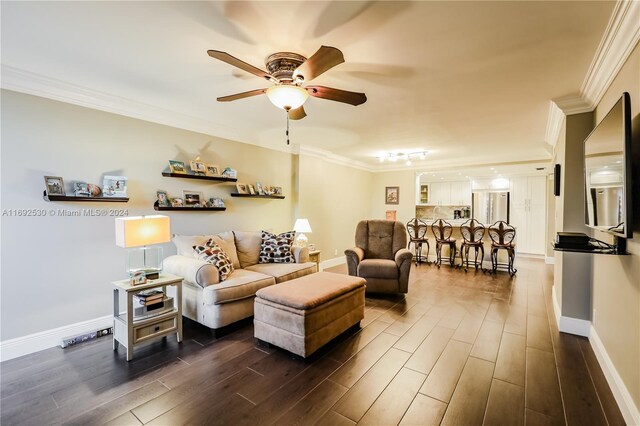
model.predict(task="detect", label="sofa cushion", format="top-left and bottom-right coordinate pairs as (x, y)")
top-left (202, 269), bottom-right (275, 305)
top-left (233, 231), bottom-right (262, 268)
top-left (194, 242), bottom-right (234, 281)
top-left (259, 230), bottom-right (295, 263)
top-left (172, 232), bottom-right (240, 269)
top-left (357, 259), bottom-right (398, 279)
top-left (245, 262), bottom-right (317, 283)
top-left (208, 231), bottom-right (241, 269)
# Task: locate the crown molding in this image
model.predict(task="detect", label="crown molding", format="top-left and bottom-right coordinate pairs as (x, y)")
top-left (0, 65), bottom-right (296, 156)
top-left (298, 145), bottom-right (374, 172)
top-left (545, 2), bottom-right (639, 149)
top-left (545, 100), bottom-right (565, 147)
top-left (581, 0), bottom-right (640, 108)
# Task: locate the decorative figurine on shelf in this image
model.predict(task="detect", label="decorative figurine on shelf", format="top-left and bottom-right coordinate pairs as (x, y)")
top-left (87, 184), bottom-right (102, 197)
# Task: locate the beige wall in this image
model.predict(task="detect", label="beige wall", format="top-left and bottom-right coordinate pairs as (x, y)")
top-left (371, 170), bottom-right (416, 225)
top-left (0, 90), bottom-right (300, 340)
top-left (297, 155), bottom-right (373, 263)
top-left (591, 43), bottom-right (640, 409)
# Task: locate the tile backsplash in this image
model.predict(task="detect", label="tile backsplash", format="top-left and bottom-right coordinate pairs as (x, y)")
top-left (416, 205), bottom-right (471, 221)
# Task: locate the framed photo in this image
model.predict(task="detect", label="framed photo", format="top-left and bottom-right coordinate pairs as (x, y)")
top-left (171, 197), bottom-right (183, 207)
top-left (208, 197), bottom-right (225, 208)
top-left (190, 161), bottom-right (205, 174)
top-left (87, 184), bottom-right (102, 197)
top-left (183, 190), bottom-right (203, 206)
top-left (44, 176), bottom-right (65, 196)
top-left (236, 183), bottom-right (249, 194)
top-left (274, 186), bottom-right (283, 195)
top-left (73, 181), bottom-right (90, 197)
top-left (103, 176), bottom-right (127, 197)
top-left (205, 164), bottom-right (220, 176)
top-left (385, 186), bottom-right (399, 204)
top-left (248, 184), bottom-right (256, 195)
top-left (386, 210), bottom-right (397, 221)
top-left (256, 182), bottom-right (265, 195)
top-left (157, 190), bottom-right (170, 207)
top-left (130, 270), bottom-right (147, 286)
top-left (169, 160), bottom-right (186, 174)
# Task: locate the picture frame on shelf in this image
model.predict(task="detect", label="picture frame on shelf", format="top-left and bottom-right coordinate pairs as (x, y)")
top-left (236, 183), bottom-right (249, 194)
top-left (222, 167), bottom-right (237, 179)
top-left (205, 164), bottom-right (220, 176)
top-left (103, 176), bottom-right (127, 197)
top-left (248, 184), bottom-right (256, 195)
top-left (273, 187), bottom-right (283, 196)
top-left (208, 197), bottom-right (225, 208)
top-left (385, 186), bottom-right (399, 204)
top-left (171, 197), bottom-right (183, 207)
top-left (183, 190), bottom-right (203, 206)
top-left (73, 182), bottom-right (90, 197)
top-left (44, 176), bottom-right (65, 196)
top-left (256, 182), bottom-right (265, 195)
top-left (189, 161), bottom-right (205, 175)
top-left (157, 190), bottom-right (170, 207)
top-left (169, 160), bottom-right (186, 174)
top-left (87, 184), bottom-right (102, 197)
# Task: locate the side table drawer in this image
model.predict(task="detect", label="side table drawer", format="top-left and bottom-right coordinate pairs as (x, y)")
top-left (133, 317), bottom-right (176, 343)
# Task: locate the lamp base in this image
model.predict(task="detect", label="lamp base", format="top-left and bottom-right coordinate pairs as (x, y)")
top-left (126, 246), bottom-right (163, 280)
top-left (294, 233), bottom-right (308, 248)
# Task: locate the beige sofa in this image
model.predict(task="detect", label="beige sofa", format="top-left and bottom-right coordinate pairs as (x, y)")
top-left (163, 231), bottom-right (317, 330)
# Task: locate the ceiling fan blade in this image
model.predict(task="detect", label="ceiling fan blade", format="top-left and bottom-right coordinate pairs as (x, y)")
top-left (293, 46), bottom-right (345, 82)
top-left (217, 88), bottom-right (267, 102)
top-left (207, 50), bottom-right (272, 81)
top-left (288, 106), bottom-right (307, 120)
top-left (306, 86), bottom-right (367, 106)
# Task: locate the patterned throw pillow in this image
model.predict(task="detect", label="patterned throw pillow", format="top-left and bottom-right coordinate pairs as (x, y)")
top-left (193, 240), bottom-right (234, 281)
top-left (259, 230), bottom-right (295, 263)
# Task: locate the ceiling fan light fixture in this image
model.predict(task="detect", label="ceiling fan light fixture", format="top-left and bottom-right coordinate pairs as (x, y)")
top-left (266, 85), bottom-right (309, 111)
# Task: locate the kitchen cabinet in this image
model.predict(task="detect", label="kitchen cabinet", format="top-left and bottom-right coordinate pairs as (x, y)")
top-left (510, 176), bottom-right (546, 254)
top-left (428, 182), bottom-right (451, 206)
top-left (450, 181), bottom-right (472, 205)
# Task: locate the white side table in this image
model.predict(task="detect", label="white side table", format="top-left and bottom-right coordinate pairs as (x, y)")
top-left (112, 273), bottom-right (183, 361)
top-left (309, 250), bottom-right (321, 270)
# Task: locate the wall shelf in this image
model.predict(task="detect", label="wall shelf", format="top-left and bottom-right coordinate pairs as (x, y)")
top-left (230, 193), bottom-right (285, 199)
top-left (153, 201), bottom-right (226, 211)
top-left (161, 172), bottom-right (237, 183)
top-left (43, 191), bottom-right (129, 202)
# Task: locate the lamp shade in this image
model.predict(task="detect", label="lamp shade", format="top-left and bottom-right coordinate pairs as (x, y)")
top-left (266, 85), bottom-right (309, 110)
top-left (293, 218), bottom-right (312, 233)
top-left (115, 215), bottom-right (171, 248)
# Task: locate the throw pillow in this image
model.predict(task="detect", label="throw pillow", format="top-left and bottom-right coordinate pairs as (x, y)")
top-left (259, 230), bottom-right (295, 263)
top-left (193, 241), bottom-right (234, 281)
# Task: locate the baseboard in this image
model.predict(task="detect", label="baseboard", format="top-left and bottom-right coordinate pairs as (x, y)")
top-left (589, 326), bottom-right (640, 426)
top-left (0, 315), bottom-right (112, 362)
top-left (552, 286), bottom-right (590, 337)
top-left (320, 256), bottom-right (346, 271)
top-left (545, 256), bottom-right (555, 264)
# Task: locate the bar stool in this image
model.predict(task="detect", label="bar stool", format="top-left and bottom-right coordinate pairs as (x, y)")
top-left (406, 218), bottom-right (429, 265)
top-left (488, 221), bottom-right (517, 276)
top-left (431, 219), bottom-right (457, 267)
top-left (460, 219), bottom-right (485, 272)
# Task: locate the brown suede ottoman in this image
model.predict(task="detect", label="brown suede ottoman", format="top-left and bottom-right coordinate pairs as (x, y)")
top-left (254, 272), bottom-right (366, 357)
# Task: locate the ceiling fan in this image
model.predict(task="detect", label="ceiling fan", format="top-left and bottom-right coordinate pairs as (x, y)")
top-left (207, 46), bottom-right (367, 120)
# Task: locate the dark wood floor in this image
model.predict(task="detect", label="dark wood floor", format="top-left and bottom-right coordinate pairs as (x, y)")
top-left (1, 258), bottom-right (625, 425)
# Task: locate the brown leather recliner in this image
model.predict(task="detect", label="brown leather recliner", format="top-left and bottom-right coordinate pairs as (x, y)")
top-left (345, 220), bottom-right (413, 294)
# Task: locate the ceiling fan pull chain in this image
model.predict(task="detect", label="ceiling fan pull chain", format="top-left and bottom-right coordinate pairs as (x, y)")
top-left (286, 110), bottom-right (290, 145)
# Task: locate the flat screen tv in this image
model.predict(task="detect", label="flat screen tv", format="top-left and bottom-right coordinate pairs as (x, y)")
top-left (584, 92), bottom-right (632, 238)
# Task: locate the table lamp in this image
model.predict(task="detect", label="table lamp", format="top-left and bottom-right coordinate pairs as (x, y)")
top-left (115, 215), bottom-right (171, 279)
top-left (293, 218), bottom-right (312, 247)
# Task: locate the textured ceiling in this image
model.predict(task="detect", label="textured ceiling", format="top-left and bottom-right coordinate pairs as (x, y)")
top-left (1, 1), bottom-right (615, 169)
